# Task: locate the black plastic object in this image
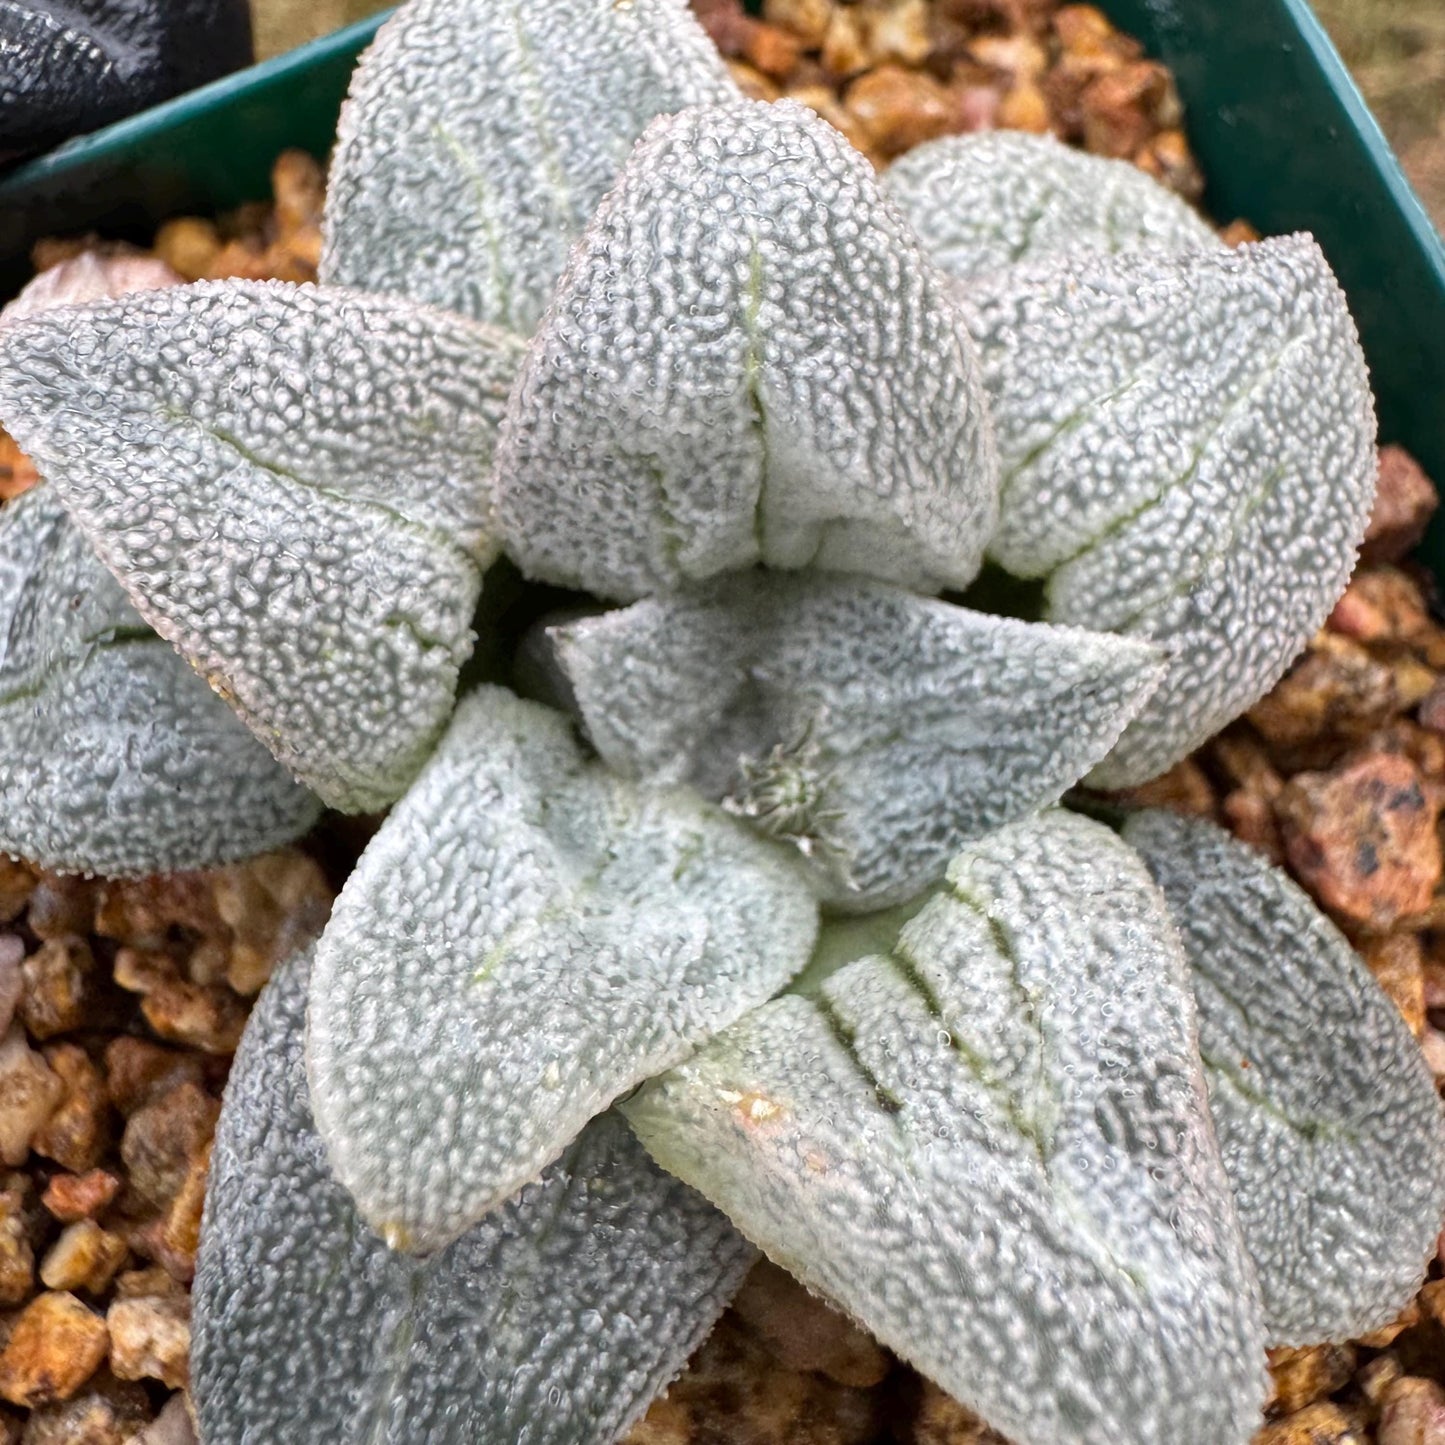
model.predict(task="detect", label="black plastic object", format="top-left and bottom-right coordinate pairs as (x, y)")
top-left (0, 0), bottom-right (253, 164)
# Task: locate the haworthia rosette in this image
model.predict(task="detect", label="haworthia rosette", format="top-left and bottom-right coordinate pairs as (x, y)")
top-left (546, 572), bottom-right (1165, 910)
top-left (0, 487), bottom-right (320, 876)
top-left (0, 280), bottom-right (526, 812)
top-left (195, 949), bottom-right (755, 1444)
top-left (1122, 809), bottom-right (1445, 1344)
top-left (883, 130), bottom-right (1220, 284)
top-left (307, 685), bottom-right (818, 1254)
top-left (320, 0), bottom-right (737, 332)
top-left (963, 235), bottom-right (1376, 787)
top-left (624, 810), bottom-right (1269, 1445)
top-left (494, 99), bottom-right (999, 601)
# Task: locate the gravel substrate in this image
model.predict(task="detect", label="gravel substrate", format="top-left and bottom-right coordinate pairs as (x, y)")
top-left (0, 2), bottom-right (1440, 1441)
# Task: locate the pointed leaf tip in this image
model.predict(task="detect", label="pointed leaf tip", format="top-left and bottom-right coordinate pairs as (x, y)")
top-left (321, 0), bottom-right (737, 331)
top-left (549, 572), bottom-right (1165, 909)
top-left (1123, 808), bottom-right (1445, 1344)
top-left (195, 948), bottom-right (754, 1445)
top-left (0, 280), bottom-right (525, 812)
top-left (494, 98), bottom-right (999, 601)
top-left (964, 234), bottom-right (1377, 786)
top-left (883, 129), bottom-right (1220, 284)
top-left (0, 488), bottom-right (320, 876)
top-left (625, 810), bottom-right (1268, 1445)
top-left (307, 685), bottom-right (818, 1253)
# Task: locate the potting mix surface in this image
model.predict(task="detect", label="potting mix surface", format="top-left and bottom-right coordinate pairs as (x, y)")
top-left (0, 2), bottom-right (1441, 1442)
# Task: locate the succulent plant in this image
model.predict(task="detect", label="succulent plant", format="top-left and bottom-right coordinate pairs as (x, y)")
top-left (0, 1), bottom-right (1440, 1442)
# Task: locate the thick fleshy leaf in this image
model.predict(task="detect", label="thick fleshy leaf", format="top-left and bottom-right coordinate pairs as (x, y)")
top-left (195, 948), bottom-right (754, 1444)
top-left (1122, 809), bottom-right (1445, 1344)
top-left (0, 280), bottom-right (526, 812)
top-left (625, 810), bottom-right (1268, 1445)
top-left (546, 572), bottom-right (1165, 910)
top-left (308, 685), bottom-right (818, 1254)
top-left (320, 0), bottom-right (736, 332)
top-left (494, 99), bottom-right (999, 601)
top-left (963, 235), bottom-right (1376, 787)
top-left (883, 130), bottom-right (1219, 284)
top-left (0, 487), bottom-right (320, 876)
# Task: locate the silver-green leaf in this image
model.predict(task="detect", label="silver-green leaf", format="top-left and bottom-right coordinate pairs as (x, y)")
top-left (195, 948), bottom-right (755, 1445)
top-left (883, 130), bottom-right (1220, 284)
top-left (963, 235), bottom-right (1376, 787)
top-left (494, 99), bottom-right (999, 601)
top-left (1122, 808), bottom-right (1445, 1345)
top-left (0, 487), bottom-right (320, 876)
top-left (320, 0), bottom-right (737, 332)
top-left (624, 810), bottom-right (1268, 1445)
top-left (546, 572), bottom-right (1165, 910)
top-left (307, 685), bottom-right (818, 1254)
top-left (0, 280), bottom-right (525, 813)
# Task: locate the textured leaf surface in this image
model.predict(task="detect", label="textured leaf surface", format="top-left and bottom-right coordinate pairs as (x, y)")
top-left (0, 280), bottom-right (525, 812)
top-left (0, 487), bottom-right (319, 876)
top-left (625, 810), bottom-right (1268, 1445)
top-left (883, 131), bottom-right (1219, 284)
top-left (548, 572), bottom-right (1164, 910)
top-left (308, 685), bottom-right (818, 1253)
top-left (321, 0), bottom-right (736, 332)
top-left (494, 99), bottom-right (999, 601)
top-left (195, 949), bottom-right (754, 1445)
top-left (964, 236), bottom-right (1376, 786)
top-left (1123, 809), bottom-right (1445, 1344)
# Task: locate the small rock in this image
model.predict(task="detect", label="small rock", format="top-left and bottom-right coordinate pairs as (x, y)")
top-left (18, 1370), bottom-right (150, 1445)
top-left (157, 1142), bottom-right (210, 1284)
top-left (138, 980), bottom-right (246, 1056)
top-left (18, 939), bottom-right (105, 1042)
top-left (0, 1188), bottom-right (34, 1306)
top-left (820, 5), bottom-right (869, 77)
top-left (0, 939), bottom-right (23, 1039)
top-left (26, 880), bottom-right (97, 946)
top-left (995, 79), bottom-right (1051, 134)
top-left (93, 877), bottom-right (221, 954)
top-left (0, 1294), bottom-right (109, 1408)
top-left (1053, 4), bottom-right (1130, 58)
top-left (134, 1393), bottom-right (197, 1445)
top-left (763, 0), bottom-right (832, 48)
top-left (786, 83), bottom-right (874, 154)
top-left (1379, 1376), bottom-right (1445, 1445)
top-left (33, 1046), bottom-right (112, 1175)
top-left (0, 434), bottom-right (39, 504)
top-left (42, 1172), bottom-right (121, 1226)
top-left (1356, 1299), bottom-right (1422, 1349)
top-left (106, 1296), bottom-right (189, 1391)
top-left (1113, 755), bottom-right (1217, 819)
top-left (152, 217), bottom-right (221, 283)
top-left (1252, 1400), bottom-right (1369, 1444)
top-left (1267, 1343), bottom-right (1358, 1415)
top-left (1328, 568), bottom-right (1433, 647)
top-left (911, 1380), bottom-right (1012, 1444)
top-left (1132, 127), bottom-right (1204, 201)
top-left (270, 150), bottom-right (324, 237)
top-left (120, 1084), bottom-right (219, 1212)
top-left (0, 1027), bottom-right (63, 1166)
top-left (731, 1261), bottom-right (890, 1388)
top-left (845, 64), bottom-right (957, 158)
top-left (861, 0), bottom-right (932, 68)
top-left (1276, 751), bottom-right (1443, 929)
top-left (743, 20), bottom-right (804, 78)
top-left (102, 1042), bottom-right (204, 1119)
top-left (1362, 933), bottom-right (1428, 1036)
top-left (1359, 1353), bottom-right (1406, 1409)
top-left (0, 253), bottom-right (180, 330)
top-left (727, 58), bottom-right (782, 101)
top-left (1418, 1277), bottom-right (1445, 1329)
top-left (111, 1270), bottom-right (186, 1303)
top-left (40, 1223), bottom-right (129, 1296)
top-left (1249, 635), bottom-right (1399, 757)
top-left (1079, 61), bottom-right (1175, 158)
top-left (0, 869), bottom-right (33, 931)
top-left (1222, 788), bottom-right (1286, 863)
top-left (1363, 447), bottom-right (1439, 566)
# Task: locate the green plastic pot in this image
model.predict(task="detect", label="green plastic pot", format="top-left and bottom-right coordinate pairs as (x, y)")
top-left (1, 0), bottom-right (1442, 560)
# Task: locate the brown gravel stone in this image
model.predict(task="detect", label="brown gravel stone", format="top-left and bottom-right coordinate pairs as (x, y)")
top-left (1357, 1299), bottom-right (1423, 1350)
top-left (1378, 1377), bottom-right (1445, 1445)
top-left (25, 883), bottom-right (96, 949)
top-left (105, 1296), bottom-right (188, 1391)
top-left (0, 434), bottom-right (38, 504)
top-left (18, 1371), bottom-right (149, 1444)
top-left (40, 1176), bottom-right (120, 1229)
top-left (0, 869), bottom-right (34, 930)
top-left (1362, 933), bottom-right (1429, 1035)
top-left (1363, 448), bottom-right (1440, 566)
top-left (0, 1295), bottom-right (108, 1408)
top-left (1276, 752), bottom-right (1443, 929)
top-left (32, 1050), bottom-right (111, 1176)
top-left (152, 217), bottom-right (221, 283)
top-left (136, 982), bottom-right (245, 1057)
top-left (911, 1382), bottom-right (1012, 1443)
top-left (38, 1226), bottom-right (128, 1299)
top-left (1253, 1400), bottom-right (1370, 1444)
top-left (156, 1143), bottom-right (209, 1285)
top-left (18, 942), bottom-right (108, 1044)
top-left (731, 1262), bottom-right (890, 1388)
top-left (1328, 569), bottom-right (1435, 648)
top-left (1114, 755), bottom-right (1218, 819)
top-left (118, 1087), bottom-right (217, 1214)
top-left (1268, 1344), bottom-right (1359, 1415)
top-left (1360, 1353), bottom-right (1407, 1410)
top-left (0, 1032), bottom-right (62, 1169)
top-left (763, 0), bottom-right (831, 48)
top-left (210, 853), bottom-right (330, 998)
top-left (845, 64), bottom-right (959, 157)
top-left (0, 1190), bottom-right (34, 1308)
top-left (101, 1045), bottom-right (202, 1121)
top-left (133, 1394), bottom-right (196, 1445)
top-left (1249, 636), bottom-right (1400, 758)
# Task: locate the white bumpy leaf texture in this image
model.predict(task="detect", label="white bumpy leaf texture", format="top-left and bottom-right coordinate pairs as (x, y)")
top-left (494, 99), bottom-right (999, 601)
top-left (625, 810), bottom-right (1269, 1445)
top-left (547, 571), bottom-right (1165, 910)
top-left (195, 948), bottom-right (756, 1445)
top-left (1123, 809), bottom-right (1445, 1345)
top-left (0, 487), bottom-right (321, 876)
top-left (0, 280), bottom-right (526, 813)
top-left (307, 685), bottom-right (819, 1254)
top-left (321, 0), bottom-right (737, 332)
top-left (962, 235), bottom-right (1377, 787)
top-left (883, 130), bottom-right (1221, 284)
